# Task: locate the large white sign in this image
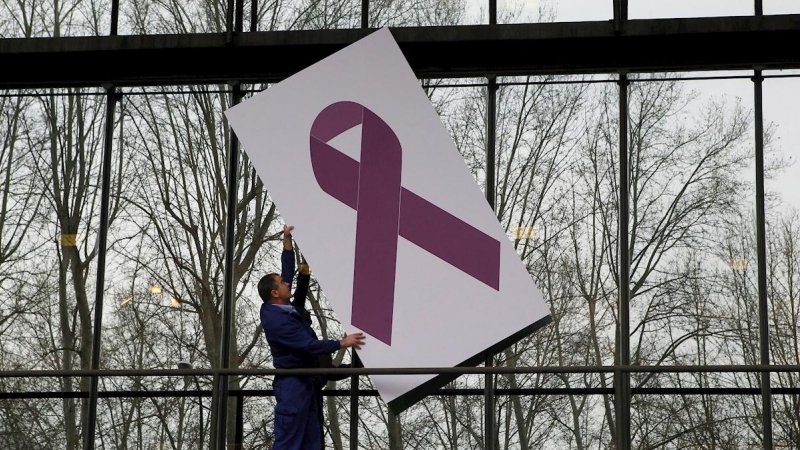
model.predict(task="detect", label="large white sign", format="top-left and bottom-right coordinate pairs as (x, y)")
top-left (225, 27), bottom-right (551, 414)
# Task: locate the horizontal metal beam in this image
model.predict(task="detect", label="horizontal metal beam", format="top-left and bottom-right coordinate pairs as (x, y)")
top-left (2, 364), bottom-right (800, 378)
top-left (5, 387), bottom-right (800, 400)
top-left (2, 15), bottom-right (800, 89)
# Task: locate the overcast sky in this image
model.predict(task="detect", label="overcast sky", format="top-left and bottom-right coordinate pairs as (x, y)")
top-left (527, 0), bottom-right (798, 21)
top-left (463, 0), bottom-right (800, 213)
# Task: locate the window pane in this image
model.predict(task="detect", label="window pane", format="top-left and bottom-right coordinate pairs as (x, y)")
top-left (492, 76), bottom-right (619, 370)
top-left (373, 0), bottom-right (483, 26)
top-left (632, 393), bottom-right (762, 447)
top-left (765, 0), bottom-right (800, 14)
top-left (625, 75), bottom-right (757, 372)
top-left (0, 398), bottom-right (78, 447)
top-left (92, 392), bottom-right (211, 448)
top-left (764, 77), bottom-right (800, 450)
top-left (120, 0), bottom-right (362, 34)
top-left (498, 0), bottom-right (612, 23)
top-left (763, 76), bottom-right (800, 211)
top-left (0, 88), bottom-right (105, 448)
top-left (629, 0), bottom-right (752, 19)
top-left (0, 1), bottom-right (111, 37)
top-left (105, 88), bottom-right (217, 376)
top-left (338, 391), bottom-right (616, 448)
top-left (772, 392), bottom-right (800, 448)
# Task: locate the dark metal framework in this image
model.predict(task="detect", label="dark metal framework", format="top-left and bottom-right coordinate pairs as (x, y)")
top-left (1, 0), bottom-right (799, 448)
top-left (3, 15), bottom-right (800, 88)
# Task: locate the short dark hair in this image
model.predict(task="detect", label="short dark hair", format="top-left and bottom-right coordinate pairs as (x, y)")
top-left (258, 273), bottom-right (280, 303)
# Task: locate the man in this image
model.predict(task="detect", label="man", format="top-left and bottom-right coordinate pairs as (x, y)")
top-left (278, 225), bottom-right (354, 449)
top-left (259, 225), bottom-right (365, 450)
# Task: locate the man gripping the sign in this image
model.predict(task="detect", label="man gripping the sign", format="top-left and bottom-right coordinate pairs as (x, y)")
top-left (259, 225), bottom-right (365, 450)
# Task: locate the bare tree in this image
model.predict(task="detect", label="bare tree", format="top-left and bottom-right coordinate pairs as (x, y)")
top-left (118, 87), bottom-right (279, 446)
top-left (570, 76), bottom-right (761, 448)
top-left (768, 210), bottom-right (800, 449)
top-left (0, 94), bottom-right (44, 341)
top-left (715, 207), bottom-right (800, 449)
top-left (34, 88), bottom-right (124, 450)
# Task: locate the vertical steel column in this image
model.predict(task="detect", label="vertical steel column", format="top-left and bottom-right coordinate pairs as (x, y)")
top-left (226, 0), bottom-right (235, 43)
top-left (350, 352), bottom-right (361, 450)
top-left (753, 69), bottom-right (773, 449)
top-left (110, 0), bottom-right (119, 36)
top-left (484, 9), bottom-right (499, 450)
top-left (235, 0), bottom-right (244, 32)
top-left (613, 0), bottom-right (630, 444)
top-left (234, 394), bottom-right (244, 449)
top-left (613, 0), bottom-right (628, 33)
top-left (81, 85), bottom-right (119, 450)
top-left (614, 73), bottom-right (631, 450)
top-left (250, 0), bottom-right (258, 32)
top-left (484, 76), bottom-right (498, 450)
top-left (213, 82), bottom-right (243, 450)
top-left (361, 0), bottom-right (369, 28)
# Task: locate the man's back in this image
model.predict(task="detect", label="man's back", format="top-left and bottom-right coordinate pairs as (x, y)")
top-left (260, 303), bottom-right (339, 369)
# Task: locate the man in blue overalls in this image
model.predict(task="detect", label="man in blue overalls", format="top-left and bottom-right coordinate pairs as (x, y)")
top-left (259, 225), bottom-right (365, 450)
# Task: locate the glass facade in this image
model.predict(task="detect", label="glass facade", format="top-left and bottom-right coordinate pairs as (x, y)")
top-left (1, 1), bottom-right (799, 449)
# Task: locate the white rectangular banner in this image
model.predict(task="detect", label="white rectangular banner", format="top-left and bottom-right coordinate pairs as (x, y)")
top-left (225, 27), bottom-right (551, 414)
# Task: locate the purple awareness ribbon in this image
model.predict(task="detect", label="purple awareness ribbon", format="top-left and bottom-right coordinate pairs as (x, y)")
top-left (310, 101), bottom-right (501, 346)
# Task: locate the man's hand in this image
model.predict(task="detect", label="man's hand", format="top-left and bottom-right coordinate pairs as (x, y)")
top-left (283, 225), bottom-right (294, 250)
top-left (340, 332), bottom-right (366, 350)
top-left (299, 263), bottom-right (310, 275)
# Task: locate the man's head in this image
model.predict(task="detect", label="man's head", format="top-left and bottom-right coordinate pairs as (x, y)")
top-left (258, 273), bottom-right (291, 304)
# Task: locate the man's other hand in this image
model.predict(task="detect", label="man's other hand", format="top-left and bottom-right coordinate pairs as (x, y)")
top-left (340, 333), bottom-right (366, 350)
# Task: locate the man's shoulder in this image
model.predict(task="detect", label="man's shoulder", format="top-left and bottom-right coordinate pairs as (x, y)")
top-left (260, 303), bottom-right (302, 327)
top-left (260, 302), bottom-right (284, 317)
